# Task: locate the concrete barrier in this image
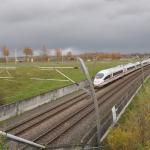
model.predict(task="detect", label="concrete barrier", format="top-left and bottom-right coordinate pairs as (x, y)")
top-left (0, 80), bottom-right (88, 121)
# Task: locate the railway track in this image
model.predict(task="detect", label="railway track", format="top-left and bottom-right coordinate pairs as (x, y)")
top-left (20, 74), bottom-right (142, 149)
top-left (5, 92), bottom-right (89, 134)
top-left (45, 67), bottom-right (150, 147)
top-left (4, 68), bottom-right (138, 134)
top-left (5, 65), bottom-right (150, 149)
top-left (5, 67), bottom-right (143, 134)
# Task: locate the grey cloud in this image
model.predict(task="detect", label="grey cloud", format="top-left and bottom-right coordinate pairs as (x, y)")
top-left (0, 0), bottom-right (150, 53)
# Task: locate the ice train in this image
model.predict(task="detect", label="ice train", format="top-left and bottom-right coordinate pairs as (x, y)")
top-left (93, 59), bottom-right (150, 87)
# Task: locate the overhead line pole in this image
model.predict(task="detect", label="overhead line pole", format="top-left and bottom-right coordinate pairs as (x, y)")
top-left (78, 57), bottom-right (101, 145)
top-left (135, 55), bottom-right (145, 86)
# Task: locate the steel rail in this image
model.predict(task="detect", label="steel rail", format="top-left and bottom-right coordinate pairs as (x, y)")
top-left (6, 94), bottom-right (90, 135)
top-left (5, 91), bottom-right (87, 132)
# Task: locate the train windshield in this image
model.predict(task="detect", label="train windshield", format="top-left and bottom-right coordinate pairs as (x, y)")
top-left (95, 73), bottom-right (104, 79)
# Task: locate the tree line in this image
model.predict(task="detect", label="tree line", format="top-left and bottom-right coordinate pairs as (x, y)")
top-left (0, 46), bottom-right (123, 63)
top-left (79, 52), bottom-right (122, 60)
top-left (0, 46), bottom-right (75, 63)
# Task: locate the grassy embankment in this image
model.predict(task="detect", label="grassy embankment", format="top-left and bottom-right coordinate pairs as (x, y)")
top-left (0, 60), bottom-right (128, 104)
top-left (105, 78), bottom-right (150, 150)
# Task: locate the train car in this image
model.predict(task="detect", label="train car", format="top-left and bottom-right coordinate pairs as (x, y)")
top-left (141, 59), bottom-right (150, 66)
top-left (123, 63), bottom-right (136, 73)
top-left (134, 62), bottom-right (141, 69)
top-left (94, 66), bottom-right (124, 87)
top-left (93, 59), bottom-right (150, 87)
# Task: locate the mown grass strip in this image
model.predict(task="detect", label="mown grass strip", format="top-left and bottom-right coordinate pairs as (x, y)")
top-left (0, 60), bottom-right (128, 104)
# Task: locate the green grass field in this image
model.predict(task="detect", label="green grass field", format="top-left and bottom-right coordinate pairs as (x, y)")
top-left (0, 60), bottom-right (129, 105)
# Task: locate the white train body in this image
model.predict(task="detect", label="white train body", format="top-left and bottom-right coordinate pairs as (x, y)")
top-left (93, 59), bottom-right (150, 87)
top-left (141, 59), bottom-right (150, 66)
top-left (94, 66), bottom-right (124, 86)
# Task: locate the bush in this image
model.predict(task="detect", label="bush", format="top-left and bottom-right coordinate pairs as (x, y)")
top-left (106, 79), bottom-right (150, 150)
top-left (0, 135), bottom-right (9, 150)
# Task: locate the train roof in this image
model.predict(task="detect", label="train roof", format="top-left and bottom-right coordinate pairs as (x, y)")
top-left (97, 65), bottom-right (124, 76)
top-left (123, 63), bottom-right (135, 68)
top-left (134, 62), bottom-right (140, 65)
top-left (97, 63), bottom-right (136, 76)
top-left (95, 59), bottom-right (149, 79)
top-left (141, 59), bottom-right (150, 63)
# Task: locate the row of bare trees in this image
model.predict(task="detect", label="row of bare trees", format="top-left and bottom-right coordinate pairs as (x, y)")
top-left (79, 52), bottom-right (122, 60)
top-left (0, 46), bottom-right (74, 63)
top-left (0, 46), bottom-right (33, 63)
top-left (55, 48), bottom-right (75, 62)
top-left (23, 47), bottom-right (33, 62)
top-left (0, 46), bottom-right (122, 63)
top-left (1, 46), bottom-right (10, 63)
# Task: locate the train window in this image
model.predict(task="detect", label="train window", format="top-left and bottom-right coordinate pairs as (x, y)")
top-left (95, 73), bottom-right (104, 79)
top-left (104, 75), bottom-right (111, 80)
top-left (113, 70), bottom-right (123, 76)
top-left (143, 62), bottom-right (147, 64)
top-left (127, 66), bottom-right (135, 70)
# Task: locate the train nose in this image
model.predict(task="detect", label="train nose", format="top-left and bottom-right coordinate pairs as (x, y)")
top-left (94, 79), bottom-right (103, 86)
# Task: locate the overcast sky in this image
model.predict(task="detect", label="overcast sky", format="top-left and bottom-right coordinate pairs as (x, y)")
top-left (0, 0), bottom-right (150, 55)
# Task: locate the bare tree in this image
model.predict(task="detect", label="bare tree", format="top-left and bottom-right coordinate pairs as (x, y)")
top-left (42, 45), bottom-right (50, 62)
top-left (66, 51), bottom-right (73, 60)
top-left (23, 47), bottom-right (33, 62)
top-left (79, 52), bottom-right (122, 61)
top-left (55, 48), bottom-right (62, 63)
top-left (2, 46), bottom-right (9, 63)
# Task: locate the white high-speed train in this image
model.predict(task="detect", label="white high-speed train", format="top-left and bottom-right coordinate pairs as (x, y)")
top-left (93, 59), bottom-right (150, 87)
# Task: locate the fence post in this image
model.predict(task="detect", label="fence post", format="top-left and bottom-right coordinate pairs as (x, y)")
top-left (112, 106), bottom-right (117, 123)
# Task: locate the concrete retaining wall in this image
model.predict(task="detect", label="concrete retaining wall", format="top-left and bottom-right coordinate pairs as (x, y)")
top-left (0, 80), bottom-right (87, 121)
